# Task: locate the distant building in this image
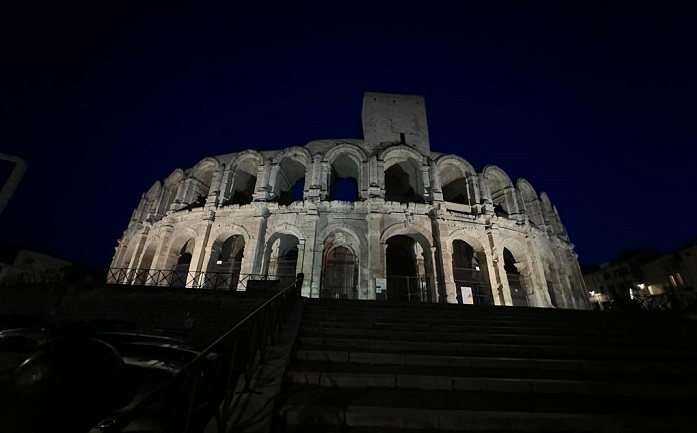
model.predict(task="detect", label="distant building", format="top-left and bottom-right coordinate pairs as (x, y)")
top-left (110, 92), bottom-right (589, 309)
top-left (582, 249), bottom-right (661, 309)
top-left (584, 246), bottom-right (697, 310)
top-left (641, 243), bottom-right (697, 295)
top-left (0, 242), bottom-right (72, 285)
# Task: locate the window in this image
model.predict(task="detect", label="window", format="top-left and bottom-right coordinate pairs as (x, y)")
top-left (669, 275), bottom-right (677, 287)
top-left (676, 273), bottom-right (684, 286)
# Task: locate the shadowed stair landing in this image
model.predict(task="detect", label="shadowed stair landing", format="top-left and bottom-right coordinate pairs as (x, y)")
top-left (274, 299), bottom-right (697, 433)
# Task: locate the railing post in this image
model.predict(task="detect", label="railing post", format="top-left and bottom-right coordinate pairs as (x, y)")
top-left (295, 273), bottom-right (304, 297)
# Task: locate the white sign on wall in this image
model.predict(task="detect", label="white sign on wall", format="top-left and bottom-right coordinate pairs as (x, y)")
top-left (375, 278), bottom-right (387, 294)
top-left (460, 286), bottom-right (473, 304)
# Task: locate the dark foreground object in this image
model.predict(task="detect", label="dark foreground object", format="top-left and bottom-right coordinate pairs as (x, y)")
top-left (0, 337), bottom-right (127, 433)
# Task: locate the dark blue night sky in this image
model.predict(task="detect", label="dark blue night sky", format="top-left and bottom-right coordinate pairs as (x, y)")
top-left (2, 1), bottom-right (696, 270)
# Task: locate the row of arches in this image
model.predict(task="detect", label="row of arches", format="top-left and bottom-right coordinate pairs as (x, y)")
top-left (131, 146), bottom-right (565, 237)
top-left (118, 225), bottom-right (563, 308)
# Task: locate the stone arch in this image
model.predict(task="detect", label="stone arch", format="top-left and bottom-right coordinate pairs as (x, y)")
top-left (318, 225), bottom-right (362, 256)
top-left (445, 228), bottom-right (494, 305)
top-left (320, 228), bottom-right (361, 300)
top-left (273, 147), bottom-right (311, 205)
top-left (436, 155), bottom-right (476, 205)
top-left (163, 226), bottom-right (200, 272)
top-left (539, 192), bottom-right (560, 234)
top-left (262, 223), bottom-right (306, 277)
top-left (499, 237), bottom-right (534, 307)
top-left (325, 144), bottom-right (367, 201)
top-left (133, 239), bottom-right (159, 285)
top-left (517, 179), bottom-right (544, 228)
top-left (180, 158), bottom-right (219, 210)
top-left (224, 151), bottom-right (263, 206)
top-left (483, 165), bottom-right (515, 217)
top-left (204, 231), bottom-right (247, 289)
top-left (381, 223), bottom-right (435, 302)
top-left (380, 146), bottom-right (426, 203)
top-left (190, 157), bottom-right (219, 192)
top-left (159, 169), bottom-right (184, 214)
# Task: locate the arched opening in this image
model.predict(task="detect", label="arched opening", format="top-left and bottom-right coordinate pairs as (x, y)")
top-left (329, 154), bottom-right (360, 201)
top-left (385, 235), bottom-right (429, 301)
top-left (518, 181), bottom-right (544, 228)
top-left (503, 248), bottom-right (528, 306)
top-left (172, 239), bottom-right (195, 288)
top-left (266, 234), bottom-right (300, 278)
top-left (183, 161), bottom-right (217, 211)
top-left (452, 240), bottom-right (493, 305)
top-left (160, 171), bottom-right (183, 215)
top-left (485, 169), bottom-right (513, 217)
top-left (321, 246), bottom-right (357, 299)
top-left (207, 235), bottom-right (245, 289)
top-left (226, 158), bottom-right (258, 206)
top-left (275, 157), bottom-right (306, 205)
top-left (134, 242), bottom-right (158, 286)
top-left (385, 160), bottom-right (423, 203)
top-left (439, 164), bottom-right (469, 205)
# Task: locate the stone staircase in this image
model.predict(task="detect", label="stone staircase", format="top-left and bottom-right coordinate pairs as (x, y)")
top-left (274, 299), bottom-right (697, 432)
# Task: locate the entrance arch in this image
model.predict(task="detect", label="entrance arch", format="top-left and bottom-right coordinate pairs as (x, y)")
top-left (206, 234), bottom-right (245, 289)
top-left (265, 233), bottom-right (300, 278)
top-left (503, 247), bottom-right (529, 306)
top-left (385, 235), bottom-right (431, 302)
top-left (321, 246), bottom-right (358, 299)
top-left (172, 239), bottom-right (195, 287)
top-left (451, 240), bottom-right (493, 305)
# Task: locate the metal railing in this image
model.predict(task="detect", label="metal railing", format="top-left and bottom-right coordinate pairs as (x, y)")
top-left (98, 274), bottom-right (303, 433)
top-left (385, 275), bottom-right (432, 302)
top-left (106, 268), bottom-right (296, 291)
top-left (452, 266), bottom-right (494, 305)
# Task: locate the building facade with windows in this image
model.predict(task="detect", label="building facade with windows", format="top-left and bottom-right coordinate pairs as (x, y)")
top-left (109, 92), bottom-right (589, 309)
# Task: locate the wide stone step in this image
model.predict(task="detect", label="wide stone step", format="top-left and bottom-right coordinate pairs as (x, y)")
top-left (299, 313), bottom-right (693, 339)
top-left (285, 365), bottom-right (694, 397)
top-left (277, 385), bottom-right (695, 432)
top-left (287, 358), bottom-right (697, 382)
top-left (297, 326), bottom-right (686, 349)
top-left (296, 336), bottom-right (689, 360)
top-left (294, 349), bottom-right (696, 377)
top-left (299, 317), bottom-right (694, 342)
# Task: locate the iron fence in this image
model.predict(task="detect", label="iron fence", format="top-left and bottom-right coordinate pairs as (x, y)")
top-left (97, 274), bottom-right (303, 433)
top-left (507, 273), bottom-right (530, 307)
top-left (452, 266), bottom-right (494, 305)
top-left (106, 268), bottom-right (296, 292)
top-left (385, 275), bottom-right (432, 302)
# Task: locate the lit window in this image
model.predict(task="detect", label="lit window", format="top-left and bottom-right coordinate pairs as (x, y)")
top-left (676, 273), bottom-right (684, 286)
top-left (669, 275), bottom-right (677, 287)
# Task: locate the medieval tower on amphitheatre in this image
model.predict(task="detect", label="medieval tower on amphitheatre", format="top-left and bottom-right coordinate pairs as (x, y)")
top-left (109, 92), bottom-right (590, 309)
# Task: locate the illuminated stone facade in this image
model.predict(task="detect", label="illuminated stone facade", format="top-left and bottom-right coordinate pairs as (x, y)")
top-left (110, 93), bottom-right (590, 309)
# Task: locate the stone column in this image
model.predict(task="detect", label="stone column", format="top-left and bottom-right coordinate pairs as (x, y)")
top-left (218, 164), bottom-right (234, 205)
top-left (267, 164), bottom-right (280, 201)
top-left (486, 228), bottom-right (511, 305)
top-left (253, 160), bottom-right (271, 201)
top-left (420, 165), bottom-right (432, 202)
top-left (504, 186), bottom-right (520, 215)
top-left (153, 225), bottom-right (174, 271)
top-left (365, 213), bottom-right (382, 300)
top-left (320, 161), bottom-right (330, 200)
top-left (466, 174), bottom-right (481, 206)
top-left (301, 210), bottom-right (318, 297)
top-left (478, 176), bottom-right (494, 214)
top-left (440, 237), bottom-right (457, 304)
